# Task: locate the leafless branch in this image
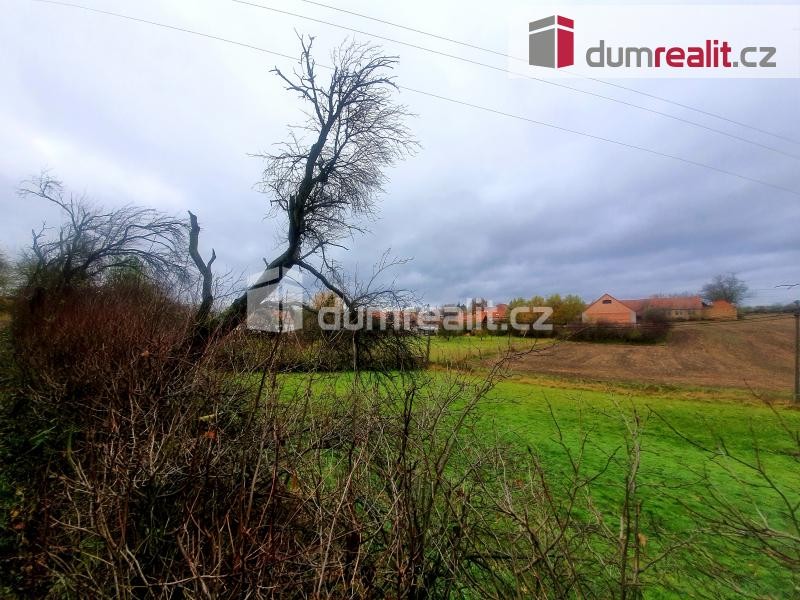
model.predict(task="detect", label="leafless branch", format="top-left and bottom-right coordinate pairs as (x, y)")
top-left (188, 211), bottom-right (216, 321)
top-left (18, 172), bottom-right (189, 289)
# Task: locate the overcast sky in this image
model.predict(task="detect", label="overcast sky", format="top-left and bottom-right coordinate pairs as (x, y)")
top-left (2, 0), bottom-right (799, 306)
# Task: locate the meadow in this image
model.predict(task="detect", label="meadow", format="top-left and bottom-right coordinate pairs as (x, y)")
top-left (281, 367), bottom-right (800, 598)
top-left (480, 376), bottom-right (800, 597)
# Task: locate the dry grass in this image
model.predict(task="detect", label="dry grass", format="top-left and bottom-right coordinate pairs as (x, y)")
top-left (498, 316), bottom-right (796, 398)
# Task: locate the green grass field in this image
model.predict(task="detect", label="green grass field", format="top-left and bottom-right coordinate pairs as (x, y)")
top-left (481, 377), bottom-right (799, 596)
top-left (280, 369), bottom-right (800, 597)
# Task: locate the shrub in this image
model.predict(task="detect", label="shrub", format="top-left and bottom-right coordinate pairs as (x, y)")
top-left (561, 320), bottom-right (671, 343)
top-left (0, 277), bottom-right (686, 598)
top-left (0, 279), bottom-right (431, 597)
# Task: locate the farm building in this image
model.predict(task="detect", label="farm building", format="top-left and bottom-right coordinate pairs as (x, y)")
top-left (703, 299), bottom-right (738, 320)
top-left (582, 294), bottom-right (734, 324)
top-left (581, 294), bottom-right (637, 324)
top-left (623, 296), bottom-right (705, 321)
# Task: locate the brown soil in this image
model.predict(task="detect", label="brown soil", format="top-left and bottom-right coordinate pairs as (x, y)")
top-left (501, 316), bottom-right (797, 394)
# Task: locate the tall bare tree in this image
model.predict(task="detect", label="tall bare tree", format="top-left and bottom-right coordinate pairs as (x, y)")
top-left (219, 36), bottom-right (417, 333)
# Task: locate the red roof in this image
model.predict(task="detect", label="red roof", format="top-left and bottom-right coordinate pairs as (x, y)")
top-left (454, 304), bottom-right (508, 324)
top-left (621, 296), bottom-right (703, 314)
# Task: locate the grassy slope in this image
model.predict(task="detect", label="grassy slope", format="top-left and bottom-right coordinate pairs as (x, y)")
top-left (283, 369), bottom-right (800, 597)
top-left (478, 377), bottom-right (800, 597)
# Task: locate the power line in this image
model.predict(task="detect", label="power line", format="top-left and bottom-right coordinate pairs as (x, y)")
top-left (292, 0), bottom-right (800, 148)
top-left (577, 77), bottom-right (800, 147)
top-left (396, 86), bottom-right (800, 196)
top-left (23, 0), bottom-right (800, 197)
top-left (231, 0), bottom-right (800, 161)
top-left (295, 0), bottom-right (512, 60)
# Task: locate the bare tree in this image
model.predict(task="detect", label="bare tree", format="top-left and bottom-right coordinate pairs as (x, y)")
top-left (701, 273), bottom-right (748, 305)
top-left (0, 250), bottom-right (11, 294)
top-left (311, 250), bottom-right (421, 370)
top-left (19, 174), bottom-right (188, 289)
top-left (220, 36), bottom-right (417, 332)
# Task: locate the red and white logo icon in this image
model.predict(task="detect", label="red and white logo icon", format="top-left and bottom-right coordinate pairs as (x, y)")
top-left (529, 15), bottom-right (574, 68)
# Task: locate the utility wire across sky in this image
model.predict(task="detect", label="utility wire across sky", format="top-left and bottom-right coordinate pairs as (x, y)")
top-left (232, 0), bottom-right (800, 161)
top-left (292, 0), bottom-right (800, 147)
top-left (24, 0), bottom-right (800, 197)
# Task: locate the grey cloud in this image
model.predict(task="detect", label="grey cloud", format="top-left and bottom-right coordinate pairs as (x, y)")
top-left (1, 0), bottom-right (798, 308)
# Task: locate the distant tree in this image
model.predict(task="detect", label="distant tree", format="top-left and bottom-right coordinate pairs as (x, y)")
top-left (506, 296), bottom-right (537, 328)
top-left (506, 294), bottom-right (585, 330)
top-left (545, 294), bottom-right (563, 325)
top-left (553, 294), bottom-right (586, 325)
top-left (545, 293), bottom-right (562, 309)
top-left (701, 273), bottom-right (748, 305)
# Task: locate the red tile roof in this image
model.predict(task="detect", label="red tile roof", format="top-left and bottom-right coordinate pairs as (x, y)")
top-left (621, 296), bottom-right (703, 313)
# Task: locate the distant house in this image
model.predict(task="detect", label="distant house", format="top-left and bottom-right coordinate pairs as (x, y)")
top-left (581, 294), bottom-right (636, 324)
top-left (480, 303), bottom-right (508, 324)
top-left (624, 296), bottom-right (705, 321)
top-left (455, 303), bottom-right (509, 330)
top-left (582, 294), bottom-right (713, 324)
